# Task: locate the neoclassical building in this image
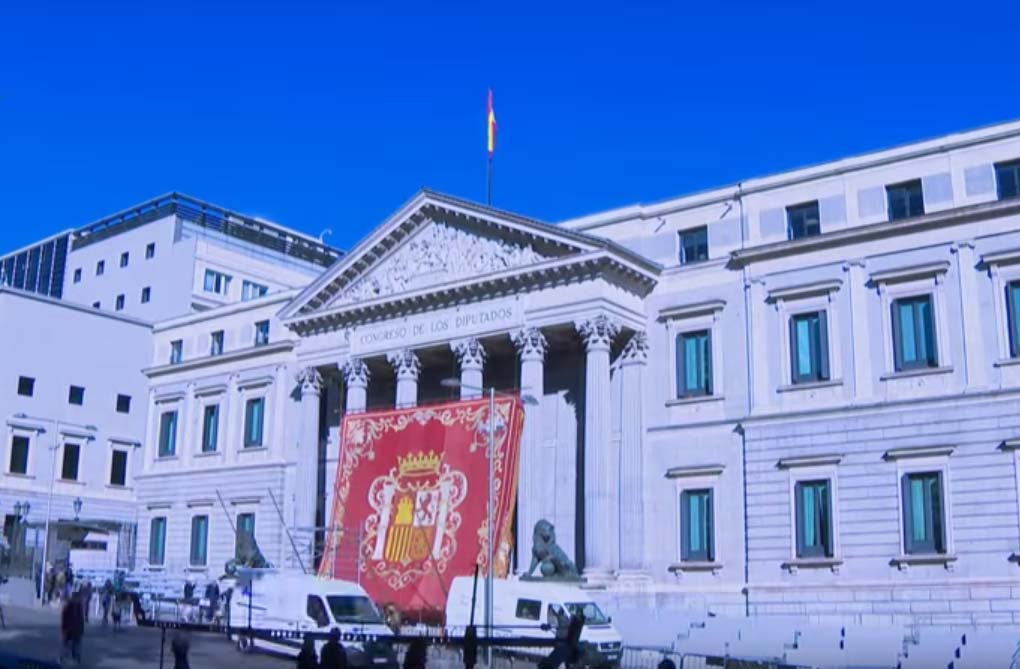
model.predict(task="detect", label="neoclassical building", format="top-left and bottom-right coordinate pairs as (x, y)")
top-left (8, 121), bottom-right (1020, 635)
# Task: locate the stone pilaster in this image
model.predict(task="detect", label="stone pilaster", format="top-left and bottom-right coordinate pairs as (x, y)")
top-left (953, 242), bottom-right (986, 389)
top-left (842, 260), bottom-right (873, 402)
top-left (295, 366), bottom-right (323, 565)
top-left (746, 278), bottom-right (771, 411)
top-left (575, 314), bottom-right (620, 580)
top-left (387, 349), bottom-right (421, 408)
top-left (617, 331), bottom-right (650, 580)
top-left (452, 338), bottom-right (486, 400)
top-left (512, 326), bottom-right (547, 568)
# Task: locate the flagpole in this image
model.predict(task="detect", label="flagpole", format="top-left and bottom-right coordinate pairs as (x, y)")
top-left (486, 156), bottom-right (493, 206)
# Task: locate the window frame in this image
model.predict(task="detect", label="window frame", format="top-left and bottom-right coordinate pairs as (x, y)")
top-left (141, 287), bottom-right (151, 304)
top-left (874, 269), bottom-right (951, 377)
top-left (675, 329), bottom-right (713, 398)
top-left (145, 242), bottom-right (156, 259)
top-left (119, 251), bottom-right (129, 268)
top-left (203, 268), bottom-right (232, 296)
top-left (169, 340), bottom-right (183, 365)
top-left (679, 488), bottom-right (714, 562)
top-left (236, 512), bottom-right (255, 560)
top-left (794, 479), bottom-right (834, 558)
top-left (678, 226), bottom-right (709, 266)
top-left (788, 310), bottom-right (830, 384)
top-left (210, 330), bottom-right (224, 357)
top-left (995, 159), bottom-right (1020, 201)
top-left (115, 294), bottom-right (125, 311)
top-left (60, 442), bottom-right (81, 481)
top-left (17, 376), bottom-right (35, 397)
top-left (158, 410), bottom-right (178, 458)
top-left (95, 260), bottom-right (105, 276)
top-left (885, 179), bottom-right (925, 221)
top-left (901, 471), bottom-right (947, 555)
top-left (149, 516), bottom-right (167, 566)
top-left (891, 294), bottom-right (938, 371)
top-left (890, 451), bottom-right (953, 562)
top-left (109, 448), bottom-right (128, 487)
top-left (72, 268), bottom-right (82, 284)
top-left (786, 201), bottom-right (821, 240)
top-left (8, 434), bottom-right (30, 475)
top-left (242, 280), bottom-right (269, 301)
top-left (68, 385), bottom-right (85, 406)
top-left (190, 515), bottom-right (209, 567)
top-left (116, 394), bottom-right (132, 414)
top-left (254, 320), bottom-right (270, 347)
top-left (667, 465), bottom-right (724, 570)
top-left (243, 397), bottom-right (266, 448)
top-left (201, 403), bottom-right (220, 454)
top-left (515, 598), bottom-right (542, 621)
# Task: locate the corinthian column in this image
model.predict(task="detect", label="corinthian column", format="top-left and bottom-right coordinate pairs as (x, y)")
top-left (452, 338), bottom-right (486, 400)
top-left (387, 349), bottom-right (420, 408)
top-left (617, 331), bottom-right (650, 580)
top-left (341, 358), bottom-right (370, 413)
top-left (295, 366), bottom-right (323, 565)
top-left (512, 326), bottom-right (547, 568)
top-left (576, 314), bottom-right (620, 580)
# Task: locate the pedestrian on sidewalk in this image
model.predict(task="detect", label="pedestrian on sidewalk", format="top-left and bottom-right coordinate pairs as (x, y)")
top-left (403, 638), bottom-right (428, 669)
top-left (320, 628), bottom-right (348, 669)
top-left (101, 580), bottom-right (114, 625)
top-left (54, 567), bottom-right (65, 604)
top-left (171, 630), bottom-right (191, 669)
top-left (61, 592), bottom-right (85, 664)
top-left (296, 635), bottom-right (318, 669)
top-left (81, 580), bottom-right (93, 623)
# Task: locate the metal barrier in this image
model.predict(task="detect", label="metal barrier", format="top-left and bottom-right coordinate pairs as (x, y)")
top-left (619, 646), bottom-right (811, 669)
top-left (0, 651), bottom-right (60, 669)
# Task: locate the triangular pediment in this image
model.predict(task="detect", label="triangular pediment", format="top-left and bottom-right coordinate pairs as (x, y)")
top-left (279, 190), bottom-right (659, 325)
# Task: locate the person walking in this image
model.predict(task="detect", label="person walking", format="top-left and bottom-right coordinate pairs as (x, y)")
top-left (81, 580), bottom-right (93, 623)
top-left (296, 635), bottom-right (319, 669)
top-left (61, 592), bottom-right (85, 664)
top-left (54, 567), bottom-right (66, 604)
top-left (204, 579), bottom-right (220, 623)
top-left (44, 563), bottom-right (55, 604)
top-left (403, 638), bottom-right (428, 669)
top-left (100, 580), bottom-right (114, 625)
top-left (171, 630), bottom-right (191, 669)
top-left (320, 628), bottom-right (348, 669)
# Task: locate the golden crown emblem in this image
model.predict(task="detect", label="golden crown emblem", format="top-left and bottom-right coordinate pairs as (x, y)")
top-left (397, 450), bottom-right (441, 477)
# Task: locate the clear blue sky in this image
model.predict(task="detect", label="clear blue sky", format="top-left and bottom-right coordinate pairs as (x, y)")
top-left (1, 1), bottom-right (1018, 253)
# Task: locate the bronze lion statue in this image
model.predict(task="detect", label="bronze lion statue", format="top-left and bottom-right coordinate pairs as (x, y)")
top-left (526, 519), bottom-right (579, 580)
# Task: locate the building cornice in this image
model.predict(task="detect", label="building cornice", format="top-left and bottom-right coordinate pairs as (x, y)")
top-left (0, 286), bottom-right (153, 328)
top-left (869, 260), bottom-right (950, 285)
top-left (657, 299), bottom-right (726, 321)
top-left (730, 199), bottom-right (1020, 268)
top-left (144, 340), bottom-right (296, 378)
top-left (154, 290), bottom-right (300, 331)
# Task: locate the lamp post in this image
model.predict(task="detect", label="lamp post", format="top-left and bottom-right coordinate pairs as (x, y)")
top-left (13, 413), bottom-right (96, 602)
top-left (73, 497), bottom-right (83, 522)
top-left (440, 379), bottom-right (538, 667)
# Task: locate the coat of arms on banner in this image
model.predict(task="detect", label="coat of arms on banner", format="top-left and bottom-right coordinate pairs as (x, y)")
top-left (362, 450), bottom-right (468, 588)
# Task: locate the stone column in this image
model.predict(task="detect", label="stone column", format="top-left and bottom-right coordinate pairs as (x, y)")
top-left (452, 339), bottom-right (486, 399)
top-left (341, 358), bottom-right (370, 413)
top-left (617, 331), bottom-right (650, 579)
top-left (387, 349), bottom-right (421, 408)
top-left (181, 382), bottom-right (196, 460)
top-left (953, 242), bottom-right (986, 390)
top-left (512, 326), bottom-right (547, 569)
top-left (842, 260), bottom-right (873, 402)
top-left (295, 366), bottom-right (323, 565)
top-left (746, 278), bottom-right (771, 412)
top-left (223, 374), bottom-right (240, 464)
top-left (576, 314), bottom-right (620, 580)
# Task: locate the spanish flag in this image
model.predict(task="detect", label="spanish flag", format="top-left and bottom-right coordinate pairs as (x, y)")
top-left (487, 89), bottom-right (496, 158)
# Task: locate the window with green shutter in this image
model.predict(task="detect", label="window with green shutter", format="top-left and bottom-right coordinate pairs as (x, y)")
top-left (236, 513), bottom-right (255, 559)
top-left (149, 517), bottom-right (166, 565)
top-left (201, 404), bottom-right (219, 453)
top-left (244, 398), bottom-right (264, 448)
top-left (1006, 281), bottom-right (1020, 358)
top-left (891, 295), bottom-right (938, 371)
top-left (680, 489), bottom-right (714, 562)
top-left (795, 480), bottom-right (833, 558)
top-left (790, 311), bottom-right (829, 383)
top-left (675, 330), bottom-right (712, 398)
top-left (901, 471), bottom-right (945, 555)
top-left (190, 515), bottom-right (209, 566)
top-left (158, 411), bottom-right (178, 457)
top-left (9, 436), bottom-right (29, 475)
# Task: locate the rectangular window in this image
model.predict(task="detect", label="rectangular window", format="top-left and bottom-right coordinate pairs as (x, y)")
top-left (210, 331), bottom-right (224, 356)
top-left (675, 330), bottom-right (712, 397)
top-left (786, 201), bottom-right (821, 240)
top-left (254, 320), bottom-right (270, 346)
top-left (515, 598), bottom-right (542, 621)
top-left (902, 471), bottom-right (946, 554)
top-left (203, 269), bottom-right (232, 295)
top-left (116, 394), bottom-right (132, 414)
top-left (679, 226), bottom-right (709, 265)
top-left (789, 311), bottom-right (829, 383)
top-left (996, 159), bottom-right (1020, 201)
top-left (73, 268), bottom-right (82, 284)
top-left (110, 450), bottom-right (128, 487)
top-left (201, 404), bottom-right (219, 453)
top-left (119, 252), bottom-right (129, 268)
top-left (190, 515), bottom-right (209, 566)
top-left (236, 513), bottom-right (255, 559)
top-left (170, 340), bottom-right (183, 365)
top-left (891, 295), bottom-right (938, 370)
top-left (95, 260), bottom-right (105, 276)
top-left (795, 480), bottom-right (833, 558)
top-left (242, 280), bottom-right (269, 301)
top-left (17, 376), bottom-right (34, 397)
top-left (115, 294), bottom-right (125, 311)
top-left (146, 243), bottom-right (156, 259)
top-left (149, 517), bottom-right (167, 565)
top-left (61, 443), bottom-right (80, 481)
top-left (68, 385), bottom-right (85, 406)
top-left (158, 411), bottom-right (178, 457)
top-left (886, 180), bottom-right (925, 221)
top-left (1008, 281), bottom-right (1020, 358)
top-left (9, 436), bottom-right (29, 475)
top-left (680, 488), bottom-right (714, 562)
top-left (244, 398), bottom-right (265, 448)
top-left (141, 287), bottom-right (151, 303)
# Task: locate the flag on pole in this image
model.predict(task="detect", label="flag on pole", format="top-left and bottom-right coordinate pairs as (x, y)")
top-left (487, 89), bottom-right (496, 158)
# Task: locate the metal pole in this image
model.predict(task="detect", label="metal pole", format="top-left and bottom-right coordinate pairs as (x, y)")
top-left (38, 421), bottom-right (59, 603)
top-left (486, 387), bottom-right (495, 668)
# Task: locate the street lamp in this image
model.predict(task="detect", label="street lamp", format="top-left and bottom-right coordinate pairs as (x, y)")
top-left (440, 379), bottom-right (538, 666)
top-left (73, 497), bottom-right (83, 522)
top-left (13, 413), bottom-right (96, 601)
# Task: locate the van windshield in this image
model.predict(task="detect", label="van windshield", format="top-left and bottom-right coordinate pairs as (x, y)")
top-left (564, 602), bottom-right (609, 625)
top-left (326, 595), bottom-right (384, 624)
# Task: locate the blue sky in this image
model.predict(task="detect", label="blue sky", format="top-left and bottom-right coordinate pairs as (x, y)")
top-left (1, 1), bottom-right (1018, 253)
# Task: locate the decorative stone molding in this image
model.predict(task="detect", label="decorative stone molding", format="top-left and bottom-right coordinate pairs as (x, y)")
top-left (620, 331), bottom-right (649, 364)
top-left (512, 327), bottom-right (548, 361)
top-left (296, 367), bottom-right (324, 395)
top-left (451, 338), bottom-right (486, 369)
top-left (340, 358), bottom-right (370, 388)
top-left (334, 221), bottom-right (545, 305)
top-left (387, 349), bottom-right (421, 381)
top-left (575, 315), bottom-right (620, 352)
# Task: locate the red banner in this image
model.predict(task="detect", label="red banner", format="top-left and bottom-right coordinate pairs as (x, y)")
top-left (319, 397), bottom-right (523, 618)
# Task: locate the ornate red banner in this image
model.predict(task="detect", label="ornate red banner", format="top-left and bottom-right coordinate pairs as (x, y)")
top-left (319, 396), bottom-right (524, 619)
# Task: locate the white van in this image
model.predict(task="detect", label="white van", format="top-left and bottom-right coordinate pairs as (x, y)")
top-left (445, 576), bottom-right (623, 668)
top-left (228, 569), bottom-right (397, 667)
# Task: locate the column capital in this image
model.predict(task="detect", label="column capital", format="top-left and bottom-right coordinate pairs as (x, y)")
top-left (620, 331), bottom-right (649, 365)
top-left (296, 367), bottom-right (324, 396)
top-left (575, 315), bottom-right (620, 352)
top-left (512, 327), bottom-right (548, 361)
top-left (451, 338), bottom-right (487, 369)
top-left (387, 349), bottom-right (421, 381)
top-left (340, 358), bottom-right (370, 388)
